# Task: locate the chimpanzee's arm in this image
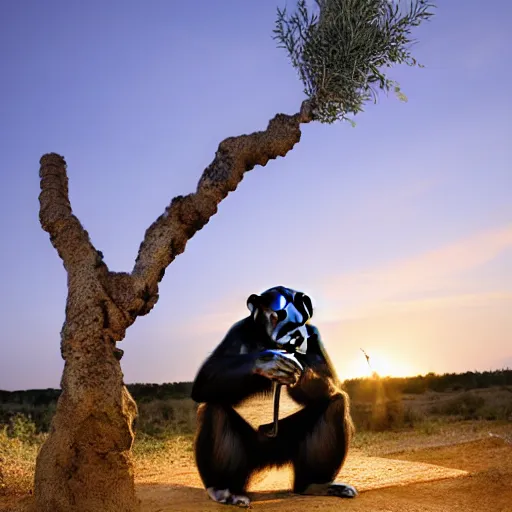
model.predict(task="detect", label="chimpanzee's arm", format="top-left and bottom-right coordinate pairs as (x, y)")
top-left (191, 319), bottom-right (271, 405)
top-left (287, 325), bottom-right (343, 406)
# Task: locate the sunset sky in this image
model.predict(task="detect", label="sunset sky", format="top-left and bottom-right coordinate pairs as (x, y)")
top-left (1, 0), bottom-right (511, 391)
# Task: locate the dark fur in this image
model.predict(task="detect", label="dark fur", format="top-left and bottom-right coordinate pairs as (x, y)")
top-left (191, 316), bottom-right (354, 495)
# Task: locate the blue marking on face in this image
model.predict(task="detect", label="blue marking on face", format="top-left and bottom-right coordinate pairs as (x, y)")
top-left (268, 293), bottom-right (287, 311)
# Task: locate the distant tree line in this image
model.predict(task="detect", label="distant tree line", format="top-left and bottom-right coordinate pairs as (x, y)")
top-left (1, 369), bottom-right (511, 433)
top-left (2, 370), bottom-right (511, 407)
top-left (343, 369), bottom-right (512, 402)
top-left (0, 382), bottom-right (193, 409)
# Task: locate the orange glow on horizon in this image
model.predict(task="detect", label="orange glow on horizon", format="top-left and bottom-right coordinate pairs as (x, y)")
top-left (341, 349), bottom-right (417, 380)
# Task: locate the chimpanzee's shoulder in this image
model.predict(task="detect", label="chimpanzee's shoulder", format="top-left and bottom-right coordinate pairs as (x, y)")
top-left (225, 316), bottom-right (257, 340)
top-left (217, 316), bottom-right (265, 353)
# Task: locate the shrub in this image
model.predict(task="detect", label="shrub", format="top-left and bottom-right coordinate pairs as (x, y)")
top-left (0, 425), bottom-right (41, 496)
top-left (6, 414), bottom-right (38, 444)
top-left (351, 399), bottom-right (422, 432)
top-left (134, 399), bottom-right (198, 438)
top-left (432, 392), bottom-right (486, 419)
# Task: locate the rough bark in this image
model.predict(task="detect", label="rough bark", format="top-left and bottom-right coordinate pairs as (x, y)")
top-left (34, 101), bottom-right (313, 512)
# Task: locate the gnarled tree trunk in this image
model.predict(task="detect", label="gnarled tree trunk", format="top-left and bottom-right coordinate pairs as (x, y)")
top-left (34, 102), bottom-right (313, 511)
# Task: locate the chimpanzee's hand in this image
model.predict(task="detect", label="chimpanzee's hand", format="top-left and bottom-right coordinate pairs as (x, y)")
top-left (253, 349), bottom-right (303, 386)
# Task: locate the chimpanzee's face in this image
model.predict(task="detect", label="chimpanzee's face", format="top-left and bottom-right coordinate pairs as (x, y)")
top-left (247, 286), bottom-right (313, 344)
top-left (254, 306), bottom-right (279, 338)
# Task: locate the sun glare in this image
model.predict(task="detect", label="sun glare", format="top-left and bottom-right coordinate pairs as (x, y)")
top-left (346, 349), bottom-right (415, 379)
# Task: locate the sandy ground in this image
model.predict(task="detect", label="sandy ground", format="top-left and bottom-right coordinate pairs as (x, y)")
top-left (133, 436), bottom-right (512, 512)
top-left (3, 396), bottom-right (512, 512)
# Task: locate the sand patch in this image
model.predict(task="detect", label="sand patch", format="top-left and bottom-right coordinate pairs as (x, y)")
top-left (135, 452), bottom-right (467, 511)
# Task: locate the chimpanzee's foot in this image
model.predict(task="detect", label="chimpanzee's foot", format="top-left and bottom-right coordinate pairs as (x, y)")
top-left (301, 482), bottom-right (358, 498)
top-left (327, 483), bottom-right (358, 497)
top-left (207, 487), bottom-right (251, 508)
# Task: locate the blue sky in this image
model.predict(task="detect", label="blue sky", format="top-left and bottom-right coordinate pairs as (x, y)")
top-left (1, 0), bottom-right (511, 390)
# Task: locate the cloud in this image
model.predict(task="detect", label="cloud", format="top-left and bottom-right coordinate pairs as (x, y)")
top-left (358, 291), bottom-right (512, 319)
top-left (174, 225), bottom-right (512, 344)
top-left (317, 224), bottom-right (512, 321)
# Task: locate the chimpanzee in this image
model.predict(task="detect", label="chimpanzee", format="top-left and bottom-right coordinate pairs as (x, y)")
top-left (191, 286), bottom-right (357, 507)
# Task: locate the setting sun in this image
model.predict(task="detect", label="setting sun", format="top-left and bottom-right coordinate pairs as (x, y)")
top-left (344, 349), bottom-right (416, 379)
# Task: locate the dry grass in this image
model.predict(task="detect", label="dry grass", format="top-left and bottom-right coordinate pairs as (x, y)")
top-left (2, 386), bottom-right (511, 500)
top-left (134, 434), bottom-right (196, 478)
top-left (0, 427), bottom-right (42, 497)
top-left (0, 427), bottom-right (197, 498)
top-left (3, 417), bottom-right (509, 498)
top-left (135, 399), bottom-right (197, 438)
top-left (352, 419), bottom-right (512, 457)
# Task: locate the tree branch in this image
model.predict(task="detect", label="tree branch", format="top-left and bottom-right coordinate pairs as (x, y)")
top-left (39, 101), bottom-right (314, 321)
top-left (131, 101), bottom-right (314, 314)
top-left (39, 154), bottom-right (139, 351)
top-left (39, 153), bottom-right (102, 271)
